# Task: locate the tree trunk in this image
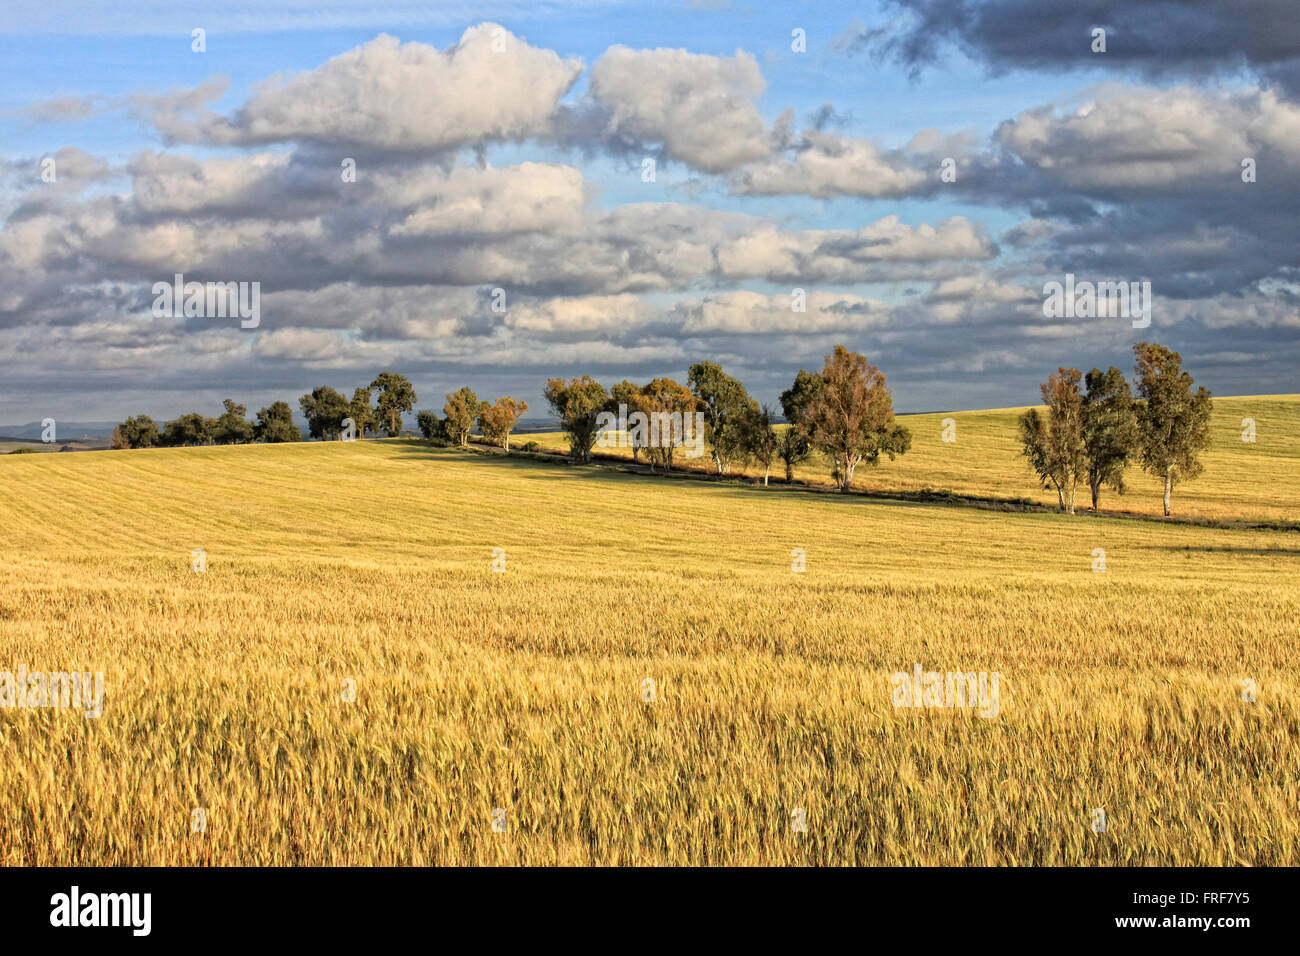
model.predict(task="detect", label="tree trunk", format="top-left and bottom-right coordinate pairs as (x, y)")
top-left (1091, 480), bottom-right (1100, 512)
top-left (784, 460), bottom-right (793, 483)
top-left (1056, 483), bottom-right (1065, 512)
top-left (763, 464), bottom-right (770, 487)
top-left (1163, 467), bottom-right (1172, 516)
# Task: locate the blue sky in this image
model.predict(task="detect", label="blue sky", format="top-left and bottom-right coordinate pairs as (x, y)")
top-left (0, 0), bottom-right (1295, 425)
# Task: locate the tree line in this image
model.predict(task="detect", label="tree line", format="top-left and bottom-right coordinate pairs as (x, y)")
top-left (112, 374), bottom-right (421, 448)
top-left (418, 388), bottom-right (532, 452)
top-left (108, 341), bottom-right (1213, 516)
top-left (113, 399), bottom-right (299, 448)
top-left (298, 372), bottom-right (417, 440)
top-left (1018, 341), bottom-right (1212, 517)
top-left (413, 347), bottom-right (912, 492)
top-left (111, 346), bottom-right (918, 493)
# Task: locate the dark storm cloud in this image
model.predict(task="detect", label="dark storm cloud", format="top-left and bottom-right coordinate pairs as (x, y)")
top-left (842, 0), bottom-right (1300, 95)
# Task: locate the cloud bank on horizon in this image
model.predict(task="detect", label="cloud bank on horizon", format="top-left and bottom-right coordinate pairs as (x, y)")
top-left (0, 0), bottom-right (1297, 424)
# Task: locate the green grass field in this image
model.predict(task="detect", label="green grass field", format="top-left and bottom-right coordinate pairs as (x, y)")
top-left (0, 396), bottom-right (1296, 865)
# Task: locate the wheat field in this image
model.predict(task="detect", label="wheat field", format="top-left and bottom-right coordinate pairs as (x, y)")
top-left (0, 398), bottom-right (1297, 865)
top-left (526, 394), bottom-right (1300, 524)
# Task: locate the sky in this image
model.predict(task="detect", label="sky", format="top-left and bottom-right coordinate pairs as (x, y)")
top-left (1, 0), bottom-right (1297, 425)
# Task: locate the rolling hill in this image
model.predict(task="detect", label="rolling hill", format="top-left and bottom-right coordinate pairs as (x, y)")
top-left (0, 397), bottom-right (1296, 865)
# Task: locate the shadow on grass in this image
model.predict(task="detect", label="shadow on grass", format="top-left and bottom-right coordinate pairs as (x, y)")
top-left (381, 438), bottom-right (905, 501)
top-left (1159, 545), bottom-right (1300, 556)
top-left (381, 438), bottom-right (1300, 533)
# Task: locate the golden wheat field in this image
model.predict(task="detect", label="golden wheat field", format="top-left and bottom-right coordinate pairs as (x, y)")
top-left (0, 397), bottom-right (1297, 865)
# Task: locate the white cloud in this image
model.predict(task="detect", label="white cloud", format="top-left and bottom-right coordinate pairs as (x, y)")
top-left (151, 27), bottom-right (582, 151)
top-left (505, 293), bottom-right (652, 332)
top-left (717, 216), bottom-right (995, 281)
top-left (997, 85), bottom-right (1300, 190)
top-left (384, 162), bottom-right (587, 236)
top-left (588, 45), bottom-right (770, 172)
top-left (129, 151), bottom-right (291, 213)
top-left (674, 289), bottom-right (893, 333)
top-left (734, 129), bottom-right (927, 198)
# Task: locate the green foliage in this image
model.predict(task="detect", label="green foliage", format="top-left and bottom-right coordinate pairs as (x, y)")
top-left (688, 361), bottom-right (757, 474)
top-left (162, 412), bottom-right (213, 447)
top-left (544, 375), bottom-right (608, 462)
top-left (214, 399), bottom-right (254, 445)
top-left (777, 369), bottom-right (822, 481)
top-left (348, 387), bottom-right (378, 439)
top-left (371, 371), bottom-right (417, 437)
top-left (1133, 342), bottom-right (1213, 515)
top-left (299, 386), bottom-right (350, 441)
top-left (779, 369), bottom-right (823, 424)
top-left (477, 397), bottom-right (529, 451)
top-left (742, 404), bottom-right (779, 485)
top-left (606, 380), bottom-right (647, 460)
top-left (638, 377), bottom-right (699, 471)
top-left (254, 402), bottom-right (300, 443)
top-left (443, 387), bottom-right (484, 447)
top-left (1083, 366), bottom-right (1139, 510)
top-left (115, 415), bottom-right (161, 449)
top-left (1017, 368), bottom-right (1086, 513)
top-left (803, 346), bottom-right (909, 492)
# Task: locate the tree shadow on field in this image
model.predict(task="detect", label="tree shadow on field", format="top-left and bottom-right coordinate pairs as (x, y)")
top-left (386, 439), bottom-right (1300, 533)
top-left (1157, 545), bottom-right (1300, 557)
top-left (381, 438), bottom-right (913, 507)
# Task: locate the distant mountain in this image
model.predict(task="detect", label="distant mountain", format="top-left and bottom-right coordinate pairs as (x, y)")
top-left (511, 418), bottom-right (561, 434)
top-left (0, 421), bottom-right (119, 440)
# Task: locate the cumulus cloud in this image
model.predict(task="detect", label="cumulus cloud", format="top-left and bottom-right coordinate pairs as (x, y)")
top-left (926, 275), bottom-right (1035, 304)
top-left (717, 216), bottom-right (996, 282)
top-left (128, 151), bottom-right (293, 214)
top-left (143, 27), bottom-right (582, 151)
top-left (673, 290), bottom-right (894, 334)
top-left (504, 294), bottom-right (653, 333)
top-left (586, 45), bottom-right (771, 171)
top-left (251, 327), bottom-right (349, 363)
top-left (5, 19), bottom-right (1300, 423)
top-left (996, 86), bottom-right (1300, 191)
top-left (732, 129), bottom-right (929, 198)
top-left (383, 162), bottom-right (587, 236)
